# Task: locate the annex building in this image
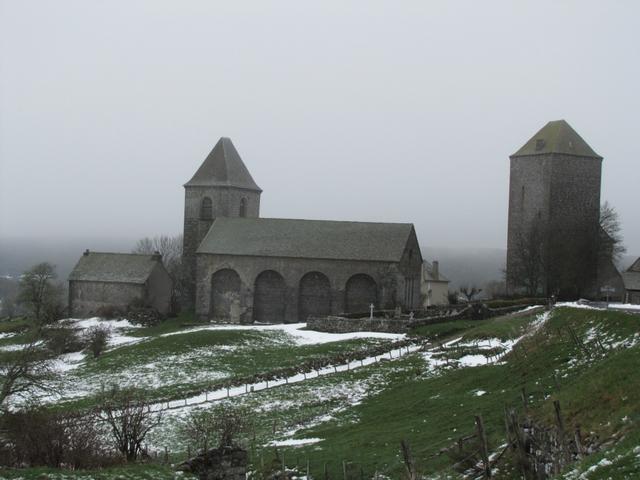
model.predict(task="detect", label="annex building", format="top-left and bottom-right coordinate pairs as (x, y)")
top-left (183, 138), bottom-right (423, 323)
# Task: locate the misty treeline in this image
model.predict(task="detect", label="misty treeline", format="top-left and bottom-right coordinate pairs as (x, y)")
top-left (508, 201), bottom-right (626, 297)
top-left (132, 234), bottom-right (185, 314)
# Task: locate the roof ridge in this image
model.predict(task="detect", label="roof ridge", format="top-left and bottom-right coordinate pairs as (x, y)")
top-left (216, 216), bottom-right (414, 227)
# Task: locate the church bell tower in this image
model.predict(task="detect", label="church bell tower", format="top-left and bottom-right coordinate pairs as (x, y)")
top-left (182, 137), bottom-right (262, 309)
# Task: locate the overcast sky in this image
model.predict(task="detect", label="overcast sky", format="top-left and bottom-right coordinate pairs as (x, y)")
top-left (1, 1), bottom-right (638, 255)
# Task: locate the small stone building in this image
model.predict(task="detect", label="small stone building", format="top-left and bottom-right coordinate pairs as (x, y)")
top-left (68, 251), bottom-right (173, 317)
top-left (421, 260), bottom-right (449, 307)
top-left (622, 258), bottom-right (640, 304)
top-left (183, 137), bottom-right (424, 323)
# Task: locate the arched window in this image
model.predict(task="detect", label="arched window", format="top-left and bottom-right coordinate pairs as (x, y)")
top-left (239, 198), bottom-right (247, 218)
top-left (200, 197), bottom-right (213, 220)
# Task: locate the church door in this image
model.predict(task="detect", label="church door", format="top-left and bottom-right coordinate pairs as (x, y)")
top-left (253, 270), bottom-right (286, 323)
top-left (298, 272), bottom-right (331, 321)
top-left (345, 274), bottom-right (377, 313)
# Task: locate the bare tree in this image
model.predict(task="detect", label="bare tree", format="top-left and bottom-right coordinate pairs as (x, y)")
top-left (0, 338), bottom-right (53, 408)
top-left (17, 262), bottom-right (65, 324)
top-left (459, 285), bottom-right (482, 302)
top-left (133, 235), bottom-right (185, 313)
top-left (95, 386), bottom-right (162, 461)
top-left (599, 201), bottom-right (626, 264)
top-left (508, 219), bottom-right (547, 296)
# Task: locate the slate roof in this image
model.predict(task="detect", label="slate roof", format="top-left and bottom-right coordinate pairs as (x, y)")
top-left (185, 137), bottom-right (262, 191)
top-left (69, 252), bottom-right (162, 284)
top-left (622, 272), bottom-right (640, 291)
top-left (511, 120), bottom-right (602, 159)
top-left (628, 257), bottom-right (640, 273)
top-left (197, 217), bottom-right (414, 262)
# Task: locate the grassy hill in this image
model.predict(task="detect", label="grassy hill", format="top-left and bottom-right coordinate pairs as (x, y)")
top-left (0, 306), bottom-right (638, 479)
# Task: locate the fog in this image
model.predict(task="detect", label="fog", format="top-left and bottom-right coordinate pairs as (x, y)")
top-left (1, 1), bottom-right (639, 260)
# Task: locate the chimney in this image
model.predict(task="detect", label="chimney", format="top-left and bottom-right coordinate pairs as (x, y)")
top-left (432, 261), bottom-right (439, 280)
top-left (83, 249), bottom-right (90, 256)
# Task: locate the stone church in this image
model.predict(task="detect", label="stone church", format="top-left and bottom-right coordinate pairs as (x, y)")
top-left (506, 119), bottom-right (621, 299)
top-left (183, 138), bottom-right (423, 323)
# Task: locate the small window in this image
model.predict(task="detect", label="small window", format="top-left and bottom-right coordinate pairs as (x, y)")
top-left (239, 198), bottom-right (247, 218)
top-left (200, 197), bottom-right (213, 220)
top-left (535, 139), bottom-right (545, 151)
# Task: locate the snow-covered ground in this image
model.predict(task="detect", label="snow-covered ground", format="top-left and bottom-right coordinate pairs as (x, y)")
top-left (161, 322), bottom-right (405, 345)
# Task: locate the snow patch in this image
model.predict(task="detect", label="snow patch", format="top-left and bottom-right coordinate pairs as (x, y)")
top-left (268, 438), bottom-right (322, 447)
top-left (161, 322), bottom-right (405, 345)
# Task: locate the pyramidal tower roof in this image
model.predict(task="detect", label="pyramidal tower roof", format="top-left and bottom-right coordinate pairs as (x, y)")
top-left (511, 120), bottom-right (602, 159)
top-left (185, 137), bottom-right (262, 191)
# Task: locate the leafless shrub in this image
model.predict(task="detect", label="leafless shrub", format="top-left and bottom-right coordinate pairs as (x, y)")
top-left (180, 404), bottom-right (251, 454)
top-left (1, 406), bottom-right (112, 468)
top-left (84, 325), bottom-right (111, 358)
top-left (43, 325), bottom-right (85, 355)
top-left (95, 386), bottom-right (162, 461)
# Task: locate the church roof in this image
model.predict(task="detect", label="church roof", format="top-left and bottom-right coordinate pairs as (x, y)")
top-left (511, 120), bottom-right (602, 159)
top-left (69, 251), bottom-right (163, 284)
top-left (197, 217), bottom-right (415, 262)
top-left (185, 137), bottom-right (262, 191)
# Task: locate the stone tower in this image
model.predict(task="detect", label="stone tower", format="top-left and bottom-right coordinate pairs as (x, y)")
top-left (506, 120), bottom-right (602, 299)
top-left (183, 137), bottom-right (261, 308)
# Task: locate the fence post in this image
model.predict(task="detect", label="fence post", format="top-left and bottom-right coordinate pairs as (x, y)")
top-left (343, 460), bottom-right (347, 480)
top-left (474, 414), bottom-right (491, 478)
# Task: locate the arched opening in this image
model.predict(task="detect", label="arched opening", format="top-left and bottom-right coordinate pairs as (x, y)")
top-left (210, 269), bottom-right (241, 322)
top-left (239, 198), bottom-right (247, 218)
top-left (201, 197), bottom-right (213, 220)
top-left (298, 272), bottom-right (331, 321)
top-left (345, 274), bottom-right (377, 313)
top-left (253, 270), bottom-right (286, 323)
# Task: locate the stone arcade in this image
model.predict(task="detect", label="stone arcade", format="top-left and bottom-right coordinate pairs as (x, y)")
top-left (183, 138), bottom-right (423, 323)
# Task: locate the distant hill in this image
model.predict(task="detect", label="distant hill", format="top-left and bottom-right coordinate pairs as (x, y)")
top-left (0, 237), bottom-right (636, 292)
top-left (0, 237), bottom-right (138, 280)
top-left (421, 246), bottom-right (506, 290)
top-left (421, 246), bottom-right (638, 292)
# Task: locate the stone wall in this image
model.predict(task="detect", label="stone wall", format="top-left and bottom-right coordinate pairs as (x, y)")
top-left (307, 304), bottom-right (542, 334)
top-left (68, 281), bottom-right (145, 318)
top-left (195, 250), bottom-right (423, 323)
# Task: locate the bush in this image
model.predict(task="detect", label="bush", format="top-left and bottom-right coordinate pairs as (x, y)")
top-left (84, 325), bottom-right (111, 358)
top-left (1, 406), bottom-right (115, 468)
top-left (126, 306), bottom-right (163, 327)
top-left (180, 404), bottom-right (251, 454)
top-left (43, 326), bottom-right (85, 355)
top-left (95, 304), bottom-right (125, 319)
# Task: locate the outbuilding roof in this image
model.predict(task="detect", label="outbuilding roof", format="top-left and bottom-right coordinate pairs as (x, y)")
top-left (511, 120), bottom-right (602, 159)
top-left (68, 252), bottom-right (163, 284)
top-left (622, 272), bottom-right (640, 292)
top-left (197, 217), bottom-right (415, 262)
top-left (184, 137), bottom-right (262, 191)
